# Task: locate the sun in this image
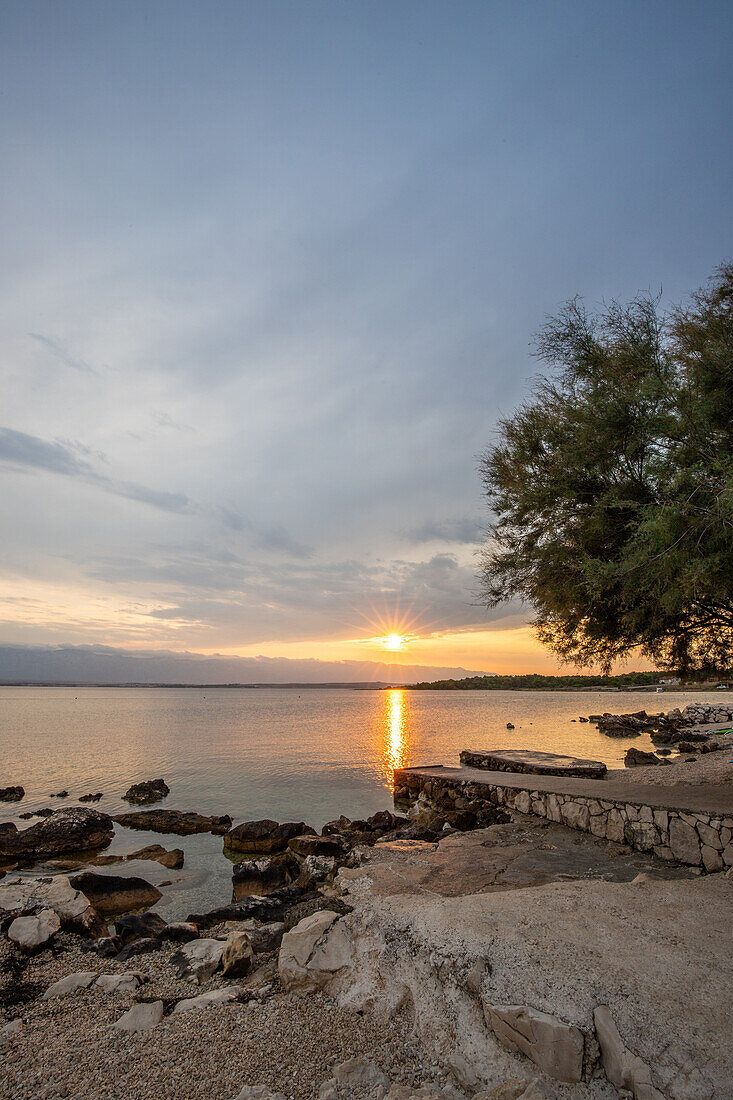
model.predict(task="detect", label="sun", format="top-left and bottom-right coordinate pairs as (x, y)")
top-left (383, 633), bottom-right (405, 651)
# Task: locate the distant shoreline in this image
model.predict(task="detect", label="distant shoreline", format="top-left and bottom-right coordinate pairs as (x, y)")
top-left (0, 680), bottom-right (730, 692)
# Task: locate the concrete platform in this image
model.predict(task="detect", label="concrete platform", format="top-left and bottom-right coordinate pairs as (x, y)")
top-left (459, 748), bottom-right (607, 779)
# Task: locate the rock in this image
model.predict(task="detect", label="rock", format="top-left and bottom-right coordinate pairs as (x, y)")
top-left (234, 1088), bottom-right (287, 1100)
top-left (115, 936), bottom-right (162, 962)
top-left (114, 910), bottom-right (168, 943)
top-left (0, 786), bottom-right (24, 802)
top-left (288, 833), bottom-right (347, 857)
top-left (69, 871), bottom-right (162, 916)
top-left (172, 986), bottom-right (240, 1013)
top-left (122, 778), bottom-right (170, 805)
top-left (278, 910), bottom-right (352, 992)
top-left (333, 1055), bottom-right (389, 1091)
top-left (560, 802), bottom-right (590, 831)
top-left (232, 855), bottom-right (296, 898)
top-left (384, 1088), bottom-right (444, 1100)
top-left (170, 937), bottom-right (224, 983)
top-left (517, 1082), bottom-right (558, 1100)
top-left (160, 921), bottom-right (200, 943)
top-left (126, 843), bottom-right (184, 869)
top-left (669, 818), bottom-right (702, 865)
top-left (93, 935), bottom-right (122, 956)
top-left (114, 809), bottom-right (232, 835)
top-left (298, 854), bottom-right (337, 886)
top-left (0, 873), bottom-right (103, 935)
top-left (624, 748), bottom-right (660, 767)
top-left (51, 790), bottom-right (69, 798)
top-left (1, 1018), bottom-right (23, 1040)
top-left (95, 972), bottom-right (145, 993)
top-left (506, 723), bottom-right (515, 729)
top-left (224, 819), bottom-right (316, 854)
top-left (42, 971), bottom-right (97, 998)
top-left (113, 1000), bottom-right (163, 1032)
top-left (460, 750), bottom-right (607, 779)
top-left (0, 807), bottom-right (114, 859)
top-left (594, 1005), bottom-right (664, 1099)
top-left (78, 792), bottom-right (104, 802)
top-left (222, 931), bottom-right (255, 977)
top-left (484, 1004), bottom-right (584, 1083)
top-left (8, 908), bottom-right (61, 951)
top-left (245, 921), bottom-right (285, 953)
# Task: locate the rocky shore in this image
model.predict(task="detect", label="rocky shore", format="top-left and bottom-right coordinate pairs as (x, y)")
top-left (1, 705), bottom-right (731, 1099)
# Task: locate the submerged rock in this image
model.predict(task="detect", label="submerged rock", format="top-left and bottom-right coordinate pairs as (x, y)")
top-left (114, 809), bottom-right (232, 835)
top-left (0, 786), bottom-right (24, 802)
top-left (69, 871), bottom-right (162, 916)
top-left (122, 778), bottom-right (170, 805)
top-left (78, 792), bottom-right (103, 802)
top-left (0, 807), bottom-right (114, 859)
top-left (126, 843), bottom-right (184, 869)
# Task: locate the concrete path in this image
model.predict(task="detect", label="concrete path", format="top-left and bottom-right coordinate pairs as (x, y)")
top-left (394, 763), bottom-right (733, 816)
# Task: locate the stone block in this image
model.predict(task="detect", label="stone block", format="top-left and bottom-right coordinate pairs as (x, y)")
top-left (605, 809), bottom-right (625, 843)
top-left (560, 802), bottom-right (590, 832)
top-left (697, 822), bottom-right (722, 850)
top-left (624, 821), bottom-right (658, 852)
top-left (484, 1003), bottom-right (584, 1083)
top-left (669, 818), bottom-right (702, 865)
top-left (701, 845), bottom-right (723, 873)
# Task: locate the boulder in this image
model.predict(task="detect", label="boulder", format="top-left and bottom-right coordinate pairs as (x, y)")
top-left (0, 873), bottom-right (102, 935)
top-left (95, 972), bottom-right (144, 994)
top-left (278, 910), bottom-right (352, 992)
top-left (69, 871), bottom-right (162, 916)
top-left (113, 1000), bottom-right (163, 1032)
top-left (78, 792), bottom-right (103, 802)
top-left (122, 778), bottom-right (170, 805)
top-left (224, 819), bottom-right (316, 854)
top-left (298, 855), bottom-right (337, 886)
top-left (222, 931), bottom-right (255, 977)
top-left (0, 807), bottom-right (114, 859)
top-left (624, 748), bottom-right (660, 767)
top-left (245, 921), bottom-right (285, 954)
top-left (114, 910), bottom-right (168, 943)
top-left (170, 937), bottom-right (223, 983)
top-left (126, 843), bottom-right (184, 869)
top-left (160, 921), bottom-right (199, 943)
top-left (288, 834), bottom-right (348, 858)
top-left (594, 1006), bottom-right (664, 1099)
top-left (484, 1004), bottom-right (584, 1083)
top-left (43, 972), bottom-right (97, 998)
top-left (114, 809), bottom-right (232, 835)
top-left (232, 855), bottom-right (296, 898)
top-left (115, 937), bottom-right (162, 962)
top-left (0, 786), bottom-right (24, 802)
top-left (171, 986), bottom-right (240, 1013)
top-left (8, 908), bottom-right (61, 951)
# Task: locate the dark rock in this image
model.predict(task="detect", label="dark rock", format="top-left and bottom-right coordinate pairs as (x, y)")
top-left (288, 834), bottom-right (349, 858)
top-left (624, 748), bottom-right (661, 767)
top-left (93, 935), bottom-right (122, 957)
top-left (0, 786), bottom-right (24, 802)
top-left (114, 809), bottom-right (232, 835)
top-left (122, 778), bottom-right (170, 806)
top-left (159, 921), bottom-right (199, 943)
top-left (282, 895), bottom-right (353, 931)
top-left (79, 792), bottom-right (103, 803)
top-left (126, 844), bottom-right (184, 869)
top-left (232, 855), bottom-right (296, 899)
top-left (188, 884), bottom-right (316, 929)
top-left (69, 872), bottom-right (162, 916)
top-left (115, 937), bottom-right (162, 962)
top-left (0, 807), bottom-right (115, 859)
top-left (50, 791), bottom-right (69, 798)
top-left (223, 819), bottom-right (316, 854)
top-left (114, 910), bottom-right (168, 943)
top-left (18, 807), bottom-right (55, 820)
top-left (506, 723), bottom-right (515, 730)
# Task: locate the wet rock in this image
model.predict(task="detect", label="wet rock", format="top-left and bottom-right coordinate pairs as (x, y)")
top-left (232, 855), bottom-right (296, 898)
top-left (114, 910), bottom-right (168, 943)
top-left (51, 790), bottom-right (69, 798)
top-left (114, 809), bottom-right (231, 835)
top-left (172, 986), bottom-right (240, 1014)
top-left (297, 854), bottom-right (337, 887)
top-left (484, 1004), bottom-right (584, 1083)
top-left (113, 1000), bottom-right (163, 1032)
top-left (43, 972), bottom-right (97, 998)
top-left (288, 833), bottom-right (349, 857)
top-left (278, 910), bottom-right (352, 992)
top-left (170, 937), bottom-right (223, 983)
top-left (8, 908), bottom-right (61, 951)
top-left (624, 748), bottom-right (660, 767)
top-left (221, 932), bottom-right (255, 977)
top-left (224, 819), bottom-right (316, 854)
top-left (78, 792), bottom-right (103, 802)
top-left (126, 843), bottom-right (184, 869)
top-left (0, 786), bottom-right (24, 802)
top-left (594, 1005), bottom-right (664, 1099)
top-left (18, 807), bottom-right (54, 819)
top-left (69, 871), bottom-right (162, 916)
top-left (506, 722), bottom-right (515, 729)
top-left (187, 883), bottom-right (315, 929)
top-left (115, 936), bottom-right (162, 962)
top-left (122, 778), bottom-right (170, 805)
top-left (0, 807), bottom-right (114, 859)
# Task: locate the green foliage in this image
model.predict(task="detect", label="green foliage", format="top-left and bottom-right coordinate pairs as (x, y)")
top-left (478, 264), bottom-right (733, 674)
top-left (410, 671), bottom-right (668, 690)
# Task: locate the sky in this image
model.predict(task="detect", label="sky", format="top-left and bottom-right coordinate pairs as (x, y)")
top-left (0, 1), bottom-right (731, 682)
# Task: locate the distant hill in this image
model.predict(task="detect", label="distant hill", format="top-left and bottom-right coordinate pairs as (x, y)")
top-left (409, 672), bottom-right (668, 690)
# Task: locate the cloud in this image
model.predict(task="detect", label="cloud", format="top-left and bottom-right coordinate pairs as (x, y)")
top-left (408, 517), bottom-right (485, 545)
top-left (0, 427), bottom-right (191, 515)
top-left (28, 333), bottom-right (98, 375)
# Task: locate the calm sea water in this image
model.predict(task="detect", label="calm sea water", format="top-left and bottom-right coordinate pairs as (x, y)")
top-left (1, 686), bottom-right (727, 918)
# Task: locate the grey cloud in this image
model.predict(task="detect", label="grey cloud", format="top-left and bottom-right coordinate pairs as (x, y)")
top-left (407, 517), bottom-right (485, 545)
top-left (28, 333), bottom-right (98, 375)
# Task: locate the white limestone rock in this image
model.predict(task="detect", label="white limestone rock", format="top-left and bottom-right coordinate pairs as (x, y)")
top-left (172, 986), bottom-right (240, 1014)
top-left (594, 1005), bottom-right (664, 1099)
top-left (170, 937), bottom-right (223, 983)
top-left (113, 1000), bottom-right (163, 1032)
top-left (43, 971), bottom-right (97, 998)
top-left (278, 910), bottom-right (352, 992)
top-left (8, 908), bottom-right (61, 951)
top-left (483, 1003), bottom-right (584, 1083)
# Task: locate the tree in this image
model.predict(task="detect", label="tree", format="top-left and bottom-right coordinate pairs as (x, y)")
top-left (478, 264), bottom-right (733, 674)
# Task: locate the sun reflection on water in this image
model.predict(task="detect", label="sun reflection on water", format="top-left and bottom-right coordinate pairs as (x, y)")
top-left (381, 688), bottom-right (409, 788)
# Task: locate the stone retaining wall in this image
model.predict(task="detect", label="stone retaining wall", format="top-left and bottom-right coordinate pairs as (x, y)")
top-left (394, 771), bottom-right (733, 873)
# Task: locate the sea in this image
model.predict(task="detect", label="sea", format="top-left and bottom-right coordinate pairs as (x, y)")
top-left (1, 685), bottom-right (728, 919)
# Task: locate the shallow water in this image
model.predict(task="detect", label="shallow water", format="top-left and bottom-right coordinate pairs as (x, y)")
top-left (1, 685), bottom-right (727, 918)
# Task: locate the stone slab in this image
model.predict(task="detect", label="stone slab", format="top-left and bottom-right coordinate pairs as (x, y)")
top-left (459, 748), bottom-right (607, 779)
